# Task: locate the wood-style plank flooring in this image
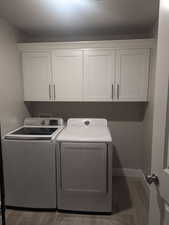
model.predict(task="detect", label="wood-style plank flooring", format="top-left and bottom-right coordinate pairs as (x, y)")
top-left (5, 177), bottom-right (149, 225)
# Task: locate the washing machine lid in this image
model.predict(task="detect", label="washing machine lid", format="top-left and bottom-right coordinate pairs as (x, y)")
top-left (10, 127), bottom-right (58, 136)
top-left (57, 118), bottom-right (112, 142)
top-left (4, 117), bottom-right (64, 140)
top-left (5, 126), bottom-right (64, 140)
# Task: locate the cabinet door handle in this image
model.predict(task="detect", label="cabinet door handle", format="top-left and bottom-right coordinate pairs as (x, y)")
top-left (54, 85), bottom-right (56, 100)
top-left (49, 84), bottom-right (51, 100)
top-left (112, 84), bottom-right (114, 99)
top-left (117, 84), bottom-right (120, 99)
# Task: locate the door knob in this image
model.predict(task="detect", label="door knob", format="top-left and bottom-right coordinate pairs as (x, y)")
top-left (146, 174), bottom-right (159, 185)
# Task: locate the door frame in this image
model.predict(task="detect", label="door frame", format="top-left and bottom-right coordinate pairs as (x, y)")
top-left (148, 1), bottom-right (169, 225)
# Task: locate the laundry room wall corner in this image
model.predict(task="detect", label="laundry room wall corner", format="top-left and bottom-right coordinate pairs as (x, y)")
top-left (0, 19), bottom-right (29, 136)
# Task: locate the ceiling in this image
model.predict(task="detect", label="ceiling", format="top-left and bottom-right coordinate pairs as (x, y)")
top-left (0, 0), bottom-right (159, 40)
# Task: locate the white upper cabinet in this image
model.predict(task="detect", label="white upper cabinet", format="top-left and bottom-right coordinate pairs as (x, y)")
top-left (84, 49), bottom-right (116, 101)
top-left (116, 49), bottom-right (150, 101)
top-left (22, 52), bottom-right (52, 101)
top-left (20, 40), bottom-right (153, 102)
top-left (52, 50), bottom-right (83, 101)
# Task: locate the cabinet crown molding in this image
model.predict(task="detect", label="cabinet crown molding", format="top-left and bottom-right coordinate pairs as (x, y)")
top-left (17, 39), bottom-right (155, 51)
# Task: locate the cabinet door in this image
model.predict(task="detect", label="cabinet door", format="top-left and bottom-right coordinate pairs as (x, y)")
top-left (52, 50), bottom-right (83, 101)
top-left (22, 52), bottom-right (52, 101)
top-left (84, 49), bottom-right (116, 101)
top-left (116, 49), bottom-right (150, 101)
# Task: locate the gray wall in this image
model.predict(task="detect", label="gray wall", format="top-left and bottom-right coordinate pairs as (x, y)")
top-left (0, 19), bottom-right (29, 136)
top-left (28, 102), bottom-right (147, 170)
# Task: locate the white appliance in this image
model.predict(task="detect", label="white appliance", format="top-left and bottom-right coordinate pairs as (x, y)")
top-left (56, 118), bottom-right (113, 213)
top-left (2, 117), bottom-right (64, 209)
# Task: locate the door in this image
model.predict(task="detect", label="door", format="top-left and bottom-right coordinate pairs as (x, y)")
top-left (52, 49), bottom-right (83, 101)
top-left (116, 49), bottom-right (150, 101)
top-left (148, 1), bottom-right (169, 225)
top-left (84, 49), bottom-right (116, 101)
top-left (22, 52), bottom-right (53, 101)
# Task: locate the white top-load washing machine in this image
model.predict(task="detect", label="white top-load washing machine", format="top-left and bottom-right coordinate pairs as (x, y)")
top-left (2, 117), bottom-right (64, 209)
top-left (56, 118), bottom-right (113, 213)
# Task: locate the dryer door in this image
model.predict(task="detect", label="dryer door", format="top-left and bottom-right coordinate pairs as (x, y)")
top-left (56, 142), bottom-right (112, 212)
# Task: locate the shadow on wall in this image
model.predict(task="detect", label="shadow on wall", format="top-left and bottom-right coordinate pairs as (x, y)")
top-left (25, 102), bottom-right (148, 122)
top-left (112, 146), bottom-right (132, 213)
top-left (25, 101), bottom-right (147, 170)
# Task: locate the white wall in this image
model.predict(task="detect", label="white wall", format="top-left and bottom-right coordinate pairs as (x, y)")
top-left (0, 19), bottom-right (29, 136)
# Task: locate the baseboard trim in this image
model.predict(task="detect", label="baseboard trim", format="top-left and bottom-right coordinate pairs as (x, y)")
top-left (113, 168), bottom-right (150, 199)
top-left (112, 168), bottom-right (143, 177)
